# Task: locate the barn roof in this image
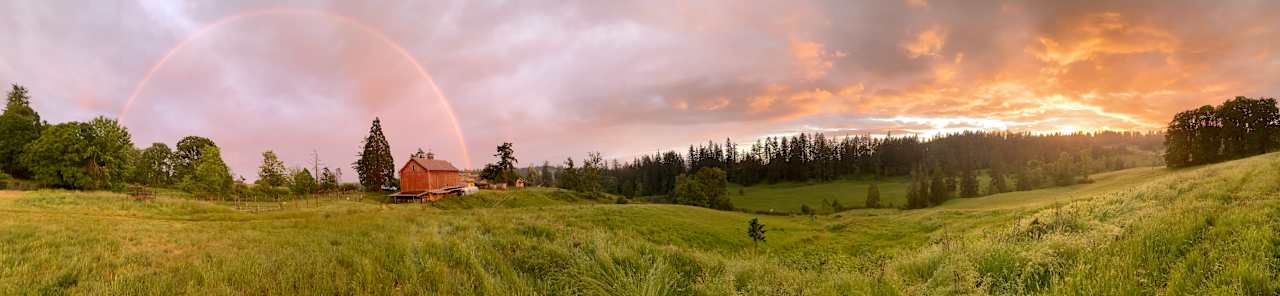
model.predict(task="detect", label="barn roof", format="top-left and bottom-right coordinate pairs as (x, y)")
top-left (408, 157), bottom-right (460, 172)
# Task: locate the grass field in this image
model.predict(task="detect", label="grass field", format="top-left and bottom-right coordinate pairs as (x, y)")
top-left (2, 153), bottom-right (1280, 294)
top-left (729, 177), bottom-right (909, 213)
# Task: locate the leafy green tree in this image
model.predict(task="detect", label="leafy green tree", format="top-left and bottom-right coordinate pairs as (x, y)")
top-left (256, 150), bottom-right (288, 187)
top-left (83, 117), bottom-right (135, 189)
top-left (800, 204), bottom-right (816, 222)
top-left (134, 143), bottom-right (174, 186)
top-left (865, 183), bottom-right (881, 208)
top-left (319, 167), bottom-right (338, 192)
top-left (695, 167), bottom-right (732, 210)
top-left (21, 117), bottom-right (134, 189)
top-left (181, 146), bottom-right (232, 196)
top-left (353, 118), bottom-right (396, 191)
top-left (747, 217), bottom-right (767, 250)
top-left (289, 168), bottom-right (317, 195)
top-left (173, 136), bottom-right (217, 181)
top-left (1217, 97), bottom-right (1279, 158)
top-left (22, 122), bottom-right (95, 188)
top-left (579, 152), bottom-right (605, 194)
top-left (671, 174), bottom-right (708, 207)
top-left (828, 199), bottom-right (845, 212)
top-left (0, 85), bottom-right (43, 178)
top-left (671, 167), bottom-right (731, 210)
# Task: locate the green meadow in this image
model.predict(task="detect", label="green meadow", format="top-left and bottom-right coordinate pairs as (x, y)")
top-left (3, 154), bottom-right (1280, 295)
top-left (729, 177), bottom-right (910, 213)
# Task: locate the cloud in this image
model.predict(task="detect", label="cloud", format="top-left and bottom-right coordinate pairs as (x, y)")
top-left (2, 0), bottom-right (1279, 176)
top-left (789, 38), bottom-right (845, 80)
top-left (903, 27), bottom-right (947, 59)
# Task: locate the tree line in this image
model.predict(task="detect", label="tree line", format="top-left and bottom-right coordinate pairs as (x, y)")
top-left (517, 129), bottom-right (1161, 210)
top-left (0, 85), bottom-right (235, 194)
top-left (0, 84), bottom-right (387, 199)
top-left (1164, 96), bottom-right (1280, 167)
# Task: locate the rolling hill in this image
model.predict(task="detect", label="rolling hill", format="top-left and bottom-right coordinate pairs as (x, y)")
top-left (1, 153), bottom-right (1278, 294)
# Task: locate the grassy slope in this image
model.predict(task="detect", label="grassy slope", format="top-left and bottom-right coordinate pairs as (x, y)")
top-left (1, 154), bottom-right (1279, 295)
top-left (729, 177), bottom-right (910, 213)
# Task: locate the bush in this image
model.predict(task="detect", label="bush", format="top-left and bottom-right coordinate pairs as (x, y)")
top-left (671, 167), bottom-right (732, 210)
top-left (337, 183), bottom-right (361, 192)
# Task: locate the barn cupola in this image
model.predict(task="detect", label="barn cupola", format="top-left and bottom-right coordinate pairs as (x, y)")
top-left (426, 151), bottom-right (435, 159)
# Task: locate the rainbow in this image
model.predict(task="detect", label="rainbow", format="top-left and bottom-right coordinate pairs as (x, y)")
top-left (118, 8), bottom-right (471, 168)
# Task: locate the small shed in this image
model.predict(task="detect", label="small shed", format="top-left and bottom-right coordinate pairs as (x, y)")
top-left (389, 152), bottom-right (464, 202)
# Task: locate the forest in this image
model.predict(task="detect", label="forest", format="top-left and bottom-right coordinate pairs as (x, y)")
top-left (1164, 96), bottom-right (1280, 167)
top-left (521, 129), bottom-right (1164, 210)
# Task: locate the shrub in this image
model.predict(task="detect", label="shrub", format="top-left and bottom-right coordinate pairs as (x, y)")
top-left (337, 183), bottom-right (361, 192)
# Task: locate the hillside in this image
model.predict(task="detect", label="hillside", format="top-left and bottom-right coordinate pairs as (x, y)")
top-left (2, 154), bottom-right (1279, 294)
top-left (729, 178), bottom-right (910, 213)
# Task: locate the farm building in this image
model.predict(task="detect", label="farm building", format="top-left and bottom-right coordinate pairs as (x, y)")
top-left (389, 152), bottom-right (465, 202)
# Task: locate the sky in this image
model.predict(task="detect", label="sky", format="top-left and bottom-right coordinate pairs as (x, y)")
top-left (2, 0), bottom-right (1279, 181)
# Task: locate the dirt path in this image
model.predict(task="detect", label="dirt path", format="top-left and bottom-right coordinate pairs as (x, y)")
top-left (0, 191), bottom-right (26, 198)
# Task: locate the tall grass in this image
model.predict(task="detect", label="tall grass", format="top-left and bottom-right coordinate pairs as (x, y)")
top-left (1, 153), bottom-right (1279, 294)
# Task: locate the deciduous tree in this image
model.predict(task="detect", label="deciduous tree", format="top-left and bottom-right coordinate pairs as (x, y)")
top-left (256, 150), bottom-right (288, 187)
top-left (289, 168), bottom-right (317, 195)
top-left (173, 136), bottom-right (217, 181)
top-left (134, 143), bottom-right (174, 186)
top-left (181, 146), bottom-right (232, 196)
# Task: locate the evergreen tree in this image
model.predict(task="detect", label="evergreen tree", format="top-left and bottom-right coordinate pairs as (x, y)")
top-left (480, 142), bottom-right (520, 185)
top-left (256, 150), bottom-right (288, 187)
top-left (928, 165), bottom-right (949, 206)
top-left (1014, 166), bottom-right (1034, 191)
top-left (0, 85), bottom-right (42, 178)
top-left (866, 182), bottom-right (881, 208)
top-left (959, 169), bottom-right (979, 198)
top-left (539, 161), bottom-right (554, 186)
top-left (557, 158), bottom-right (579, 190)
top-left (906, 166), bottom-right (930, 209)
top-left (988, 169), bottom-right (1008, 195)
top-left (1050, 152), bottom-right (1078, 186)
top-left (353, 118), bottom-right (396, 191)
top-left (747, 217), bottom-right (767, 250)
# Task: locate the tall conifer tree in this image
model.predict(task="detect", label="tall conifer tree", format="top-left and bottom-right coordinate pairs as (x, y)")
top-left (353, 118), bottom-right (396, 191)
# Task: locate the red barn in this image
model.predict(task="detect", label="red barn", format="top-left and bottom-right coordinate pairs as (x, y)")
top-left (389, 152), bottom-right (463, 202)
